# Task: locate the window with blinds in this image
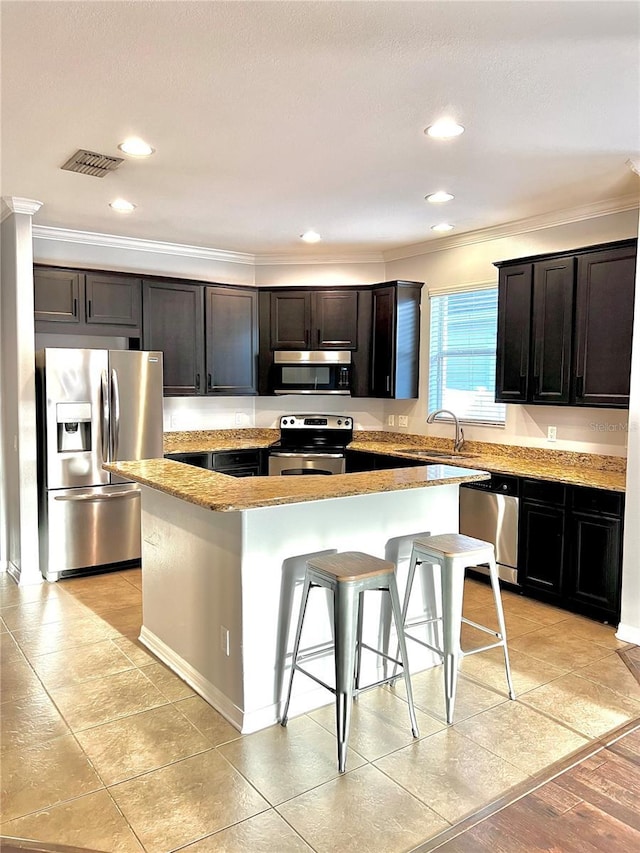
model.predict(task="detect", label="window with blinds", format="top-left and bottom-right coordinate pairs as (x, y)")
top-left (428, 288), bottom-right (506, 425)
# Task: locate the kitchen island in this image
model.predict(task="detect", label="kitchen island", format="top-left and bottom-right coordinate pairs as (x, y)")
top-left (105, 458), bottom-right (489, 733)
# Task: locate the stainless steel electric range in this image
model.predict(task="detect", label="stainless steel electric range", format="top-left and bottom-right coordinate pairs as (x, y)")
top-left (268, 414), bottom-right (353, 476)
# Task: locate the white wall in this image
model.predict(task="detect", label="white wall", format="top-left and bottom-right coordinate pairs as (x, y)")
top-left (618, 205), bottom-right (640, 645)
top-left (384, 209), bottom-right (638, 455)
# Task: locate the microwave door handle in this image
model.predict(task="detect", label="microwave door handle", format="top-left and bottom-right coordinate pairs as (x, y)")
top-left (100, 370), bottom-right (110, 462)
top-left (110, 368), bottom-right (120, 461)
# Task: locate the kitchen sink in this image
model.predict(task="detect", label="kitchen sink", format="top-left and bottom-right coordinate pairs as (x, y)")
top-left (404, 449), bottom-right (475, 462)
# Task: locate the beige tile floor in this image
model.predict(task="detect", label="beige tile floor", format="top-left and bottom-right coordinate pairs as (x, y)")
top-left (1, 569), bottom-right (639, 853)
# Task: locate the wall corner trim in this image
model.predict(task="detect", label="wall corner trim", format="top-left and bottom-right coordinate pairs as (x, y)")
top-left (1, 197), bottom-right (43, 219)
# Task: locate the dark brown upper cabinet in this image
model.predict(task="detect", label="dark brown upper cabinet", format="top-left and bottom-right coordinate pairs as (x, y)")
top-left (495, 239), bottom-right (636, 408)
top-left (205, 286), bottom-right (258, 395)
top-left (370, 281), bottom-right (422, 399)
top-left (142, 280), bottom-right (205, 396)
top-left (85, 273), bottom-right (141, 327)
top-left (573, 244), bottom-right (637, 407)
top-left (34, 266), bottom-right (142, 335)
top-left (269, 289), bottom-right (359, 350)
top-left (495, 264), bottom-right (532, 403)
top-left (34, 267), bottom-right (82, 324)
top-left (530, 256), bottom-right (575, 404)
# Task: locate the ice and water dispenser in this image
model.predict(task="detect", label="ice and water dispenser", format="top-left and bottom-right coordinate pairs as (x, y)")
top-left (56, 402), bottom-right (92, 453)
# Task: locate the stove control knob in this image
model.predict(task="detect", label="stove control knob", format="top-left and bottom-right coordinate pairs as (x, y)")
top-left (345, 418), bottom-right (351, 426)
top-left (337, 419), bottom-right (342, 425)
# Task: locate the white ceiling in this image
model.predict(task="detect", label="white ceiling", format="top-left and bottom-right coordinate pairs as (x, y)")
top-left (1, 1), bottom-right (639, 258)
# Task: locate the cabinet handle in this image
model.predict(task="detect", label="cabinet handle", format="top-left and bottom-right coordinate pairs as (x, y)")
top-left (195, 373), bottom-right (200, 391)
top-left (207, 373), bottom-right (212, 390)
top-left (519, 374), bottom-right (527, 397)
top-left (533, 375), bottom-right (540, 396)
top-left (73, 297), bottom-right (77, 317)
top-left (576, 376), bottom-right (584, 399)
top-left (87, 299), bottom-right (92, 318)
top-left (386, 375), bottom-right (390, 393)
top-left (317, 328), bottom-right (321, 346)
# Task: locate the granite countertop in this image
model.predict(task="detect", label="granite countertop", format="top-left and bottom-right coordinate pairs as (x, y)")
top-left (163, 429), bottom-right (627, 493)
top-left (105, 458), bottom-right (489, 512)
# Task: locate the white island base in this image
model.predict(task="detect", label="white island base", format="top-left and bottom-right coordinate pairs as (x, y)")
top-left (139, 483), bottom-right (461, 733)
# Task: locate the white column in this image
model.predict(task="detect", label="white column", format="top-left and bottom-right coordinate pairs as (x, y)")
top-left (617, 165), bottom-right (640, 643)
top-left (1, 197), bottom-right (43, 584)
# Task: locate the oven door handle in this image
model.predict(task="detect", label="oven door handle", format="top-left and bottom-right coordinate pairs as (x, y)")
top-left (269, 451), bottom-right (345, 459)
top-left (273, 390), bottom-right (351, 395)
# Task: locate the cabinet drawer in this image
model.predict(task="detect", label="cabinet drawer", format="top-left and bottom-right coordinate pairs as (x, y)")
top-left (212, 450), bottom-right (260, 469)
top-left (571, 486), bottom-right (623, 517)
top-left (165, 452), bottom-right (211, 468)
top-left (521, 478), bottom-right (566, 506)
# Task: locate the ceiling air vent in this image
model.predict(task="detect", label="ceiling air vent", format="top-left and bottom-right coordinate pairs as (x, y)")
top-left (61, 149), bottom-right (124, 178)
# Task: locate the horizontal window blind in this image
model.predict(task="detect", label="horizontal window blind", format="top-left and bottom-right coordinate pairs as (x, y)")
top-left (429, 288), bottom-right (506, 425)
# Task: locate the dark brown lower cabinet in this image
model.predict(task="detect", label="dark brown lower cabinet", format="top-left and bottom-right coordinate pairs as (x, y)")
top-left (519, 501), bottom-right (565, 599)
top-left (518, 479), bottom-right (624, 622)
top-left (564, 488), bottom-right (623, 623)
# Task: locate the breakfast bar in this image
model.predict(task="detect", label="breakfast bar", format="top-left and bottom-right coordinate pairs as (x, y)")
top-left (105, 458), bottom-right (490, 733)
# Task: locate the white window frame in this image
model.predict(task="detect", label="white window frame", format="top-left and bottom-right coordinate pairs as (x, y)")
top-left (428, 283), bottom-right (506, 427)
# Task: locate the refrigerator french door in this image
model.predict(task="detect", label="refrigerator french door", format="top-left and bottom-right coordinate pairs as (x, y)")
top-left (36, 348), bottom-right (163, 581)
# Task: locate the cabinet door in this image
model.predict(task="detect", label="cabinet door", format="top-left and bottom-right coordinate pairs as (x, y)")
top-left (531, 257), bottom-right (574, 404)
top-left (34, 268), bottom-right (82, 324)
top-left (205, 287), bottom-right (258, 395)
top-left (312, 290), bottom-right (358, 349)
top-left (519, 501), bottom-right (565, 598)
top-left (574, 244), bottom-right (637, 407)
top-left (85, 273), bottom-right (141, 327)
top-left (565, 511), bottom-right (622, 620)
top-left (370, 286), bottom-right (395, 397)
top-left (270, 291), bottom-right (311, 349)
top-left (142, 281), bottom-right (204, 396)
top-left (495, 264), bottom-right (532, 402)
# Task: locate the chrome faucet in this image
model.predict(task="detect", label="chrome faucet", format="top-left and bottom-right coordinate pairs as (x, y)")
top-left (426, 409), bottom-right (465, 453)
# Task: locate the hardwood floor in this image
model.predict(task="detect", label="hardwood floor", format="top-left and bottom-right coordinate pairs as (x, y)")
top-left (415, 651), bottom-right (640, 853)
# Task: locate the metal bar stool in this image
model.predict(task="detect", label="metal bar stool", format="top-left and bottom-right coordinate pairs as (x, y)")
top-left (399, 533), bottom-right (516, 724)
top-left (281, 550), bottom-right (419, 773)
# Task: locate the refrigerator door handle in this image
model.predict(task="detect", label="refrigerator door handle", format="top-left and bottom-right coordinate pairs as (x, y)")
top-left (111, 368), bottom-right (120, 461)
top-left (100, 370), bottom-right (110, 462)
top-left (54, 489), bottom-right (140, 502)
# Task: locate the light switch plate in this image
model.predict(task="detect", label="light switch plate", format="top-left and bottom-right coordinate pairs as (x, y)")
top-left (387, 415), bottom-right (395, 426)
top-left (547, 426), bottom-right (557, 442)
top-left (398, 415), bottom-right (409, 427)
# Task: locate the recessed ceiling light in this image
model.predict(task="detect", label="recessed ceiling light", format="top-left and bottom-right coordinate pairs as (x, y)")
top-left (431, 223), bottom-right (454, 233)
top-left (109, 198), bottom-right (136, 213)
top-left (424, 120), bottom-right (465, 139)
top-left (426, 191), bottom-right (454, 204)
top-left (300, 230), bottom-right (321, 243)
top-left (118, 137), bottom-right (155, 157)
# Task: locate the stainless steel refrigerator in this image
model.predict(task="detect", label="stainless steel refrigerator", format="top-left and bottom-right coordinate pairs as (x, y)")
top-left (35, 348), bottom-right (164, 581)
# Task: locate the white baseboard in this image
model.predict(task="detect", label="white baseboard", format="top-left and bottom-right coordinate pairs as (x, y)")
top-left (138, 626), bottom-right (333, 734)
top-left (616, 623), bottom-right (640, 646)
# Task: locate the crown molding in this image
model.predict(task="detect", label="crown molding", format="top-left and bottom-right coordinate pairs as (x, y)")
top-left (253, 251), bottom-right (385, 266)
top-left (383, 194), bottom-right (640, 262)
top-left (29, 193), bottom-right (639, 269)
top-left (31, 225), bottom-right (256, 266)
top-left (1, 197), bottom-right (43, 221)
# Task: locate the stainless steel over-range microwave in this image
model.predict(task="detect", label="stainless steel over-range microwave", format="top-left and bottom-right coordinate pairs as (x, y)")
top-left (271, 350), bottom-right (352, 395)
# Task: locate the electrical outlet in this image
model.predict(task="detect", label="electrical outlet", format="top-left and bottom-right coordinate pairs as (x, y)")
top-left (220, 626), bottom-right (230, 656)
top-left (398, 415), bottom-right (409, 427)
top-left (387, 415), bottom-right (395, 426)
top-left (547, 426), bottom-right (557, 442)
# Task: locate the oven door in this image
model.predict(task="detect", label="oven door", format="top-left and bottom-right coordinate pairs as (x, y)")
top-left (268, 451), bottom-right (345, 476)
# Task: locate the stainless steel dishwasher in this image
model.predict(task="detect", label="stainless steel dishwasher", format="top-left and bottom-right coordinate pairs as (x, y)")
top-left (459, 474), bottom-right (520, 585)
